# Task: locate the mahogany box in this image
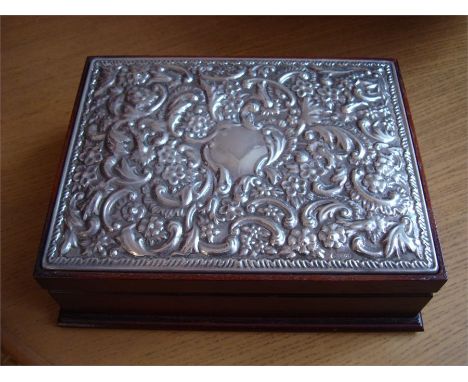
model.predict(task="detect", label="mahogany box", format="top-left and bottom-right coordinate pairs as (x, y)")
top-left (34, 57), bottom-right (446, 331)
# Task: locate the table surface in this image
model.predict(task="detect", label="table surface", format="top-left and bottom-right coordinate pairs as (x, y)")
top-left (2, 16), bottom-right (467, 366)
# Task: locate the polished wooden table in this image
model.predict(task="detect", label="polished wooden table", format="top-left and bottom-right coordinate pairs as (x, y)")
top-left (2, 16), bottom-right (467, 365)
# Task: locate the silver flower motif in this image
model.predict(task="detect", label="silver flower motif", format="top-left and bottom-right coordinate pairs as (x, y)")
top-left (157, 142), bottom-right (181, 166)
top-left (121, 201), bottom-right (146, 222)
top-left (359, 107), bottom-right (396, 137)
top-left (221, 81), bottom-right (245, 121)
top-left (163, 164), bottom-right (186, 186)
top-left (285, 114), bottom-right (300, 127)
top-left (291, 74), bottom-right (318, 98)
top-left (79, 146), bottom-right (103, 166)
top-left (318, 223), bottom-right (347, 249)
top-left (305, 141), bottom-right (331, 172)
top-left (258, 205), bottom-right (284, 223)
top-left (366, 107), bottom-right (392, 120)
top-left (262, 99), bottom-right (282, 117)
top-left (287, 227), bottom-right (324, 258)
top-left (239, 225), bottom-right (273, 256)
top-left (374, 152), bottom-right (399, 176)
top-left (315, 86), bottom-right (347, 110)
top-left (138, 216), bottom-right (168, 245)
top-left (251, 180), bottom-right (284, 198)
top-left (281, 175), bottom-right (307, 198)
top-left (299, 162), bottom-right (320, 180)
top-left (338, 77), bottom-right (357, 94)
top-left (280, 107), bottom-right (301, 128)
top-left (363, 215), bottom-right (389, 244)
top-left (363, 173), bottom-right (387, 194)
top-left (284, 150), bottom-right (324, 182)
top-left (91, 231), bottom-right (115, 257)
top-left (218, 199), bottom-right (244, 221)
top-left (73, 165), bottom-right (98, 188)
top-left (186, 107), bottom-right (215, 138)
top-left (374, 154), bottom-right (392, 175)
top-left (125, 86), bottom-right (156, 109)
top-left (200, 222), bottom-right (221, 244)
top-left (117, 65), bottom-right (150, 86)
top-left (281, 175), bottom-right (308, 208)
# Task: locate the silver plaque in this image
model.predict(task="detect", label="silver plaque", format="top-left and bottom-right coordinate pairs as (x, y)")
top-left (42, 57), bottom-right (438, 273)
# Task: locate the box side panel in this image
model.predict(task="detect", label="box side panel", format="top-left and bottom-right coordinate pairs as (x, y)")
top-left (51, 291), bottom-right (431, 318)
top-left (35, 265), bottom-right (447, 295)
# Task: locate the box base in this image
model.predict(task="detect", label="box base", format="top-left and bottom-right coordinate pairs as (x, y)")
top-left (58, 310), bottom-right (424, 332)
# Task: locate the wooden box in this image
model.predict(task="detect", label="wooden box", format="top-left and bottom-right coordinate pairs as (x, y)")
top-left (34, 57), bottom-right (446, 331)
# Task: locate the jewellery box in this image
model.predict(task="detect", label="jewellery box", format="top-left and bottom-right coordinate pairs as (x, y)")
top-left (34, 57), bottom-right (446, 331)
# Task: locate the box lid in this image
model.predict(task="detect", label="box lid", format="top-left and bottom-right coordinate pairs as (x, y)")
top-left (40, 57), bottom-right (442, 275)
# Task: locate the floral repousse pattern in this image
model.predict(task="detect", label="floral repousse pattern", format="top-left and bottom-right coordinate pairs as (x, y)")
top-left (43, 58), bottom-right (438, 273)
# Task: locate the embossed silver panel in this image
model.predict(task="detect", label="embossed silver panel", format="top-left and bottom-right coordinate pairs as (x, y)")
top-left (42, 57), bottom-right (438, 273)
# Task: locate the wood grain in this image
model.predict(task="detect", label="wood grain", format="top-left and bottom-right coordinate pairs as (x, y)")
top-left (1, 16), bottom-right (467, 365)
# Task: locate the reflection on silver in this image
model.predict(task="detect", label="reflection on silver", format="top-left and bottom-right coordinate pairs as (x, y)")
top-left (42, 58), bottom-right (438, 273)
